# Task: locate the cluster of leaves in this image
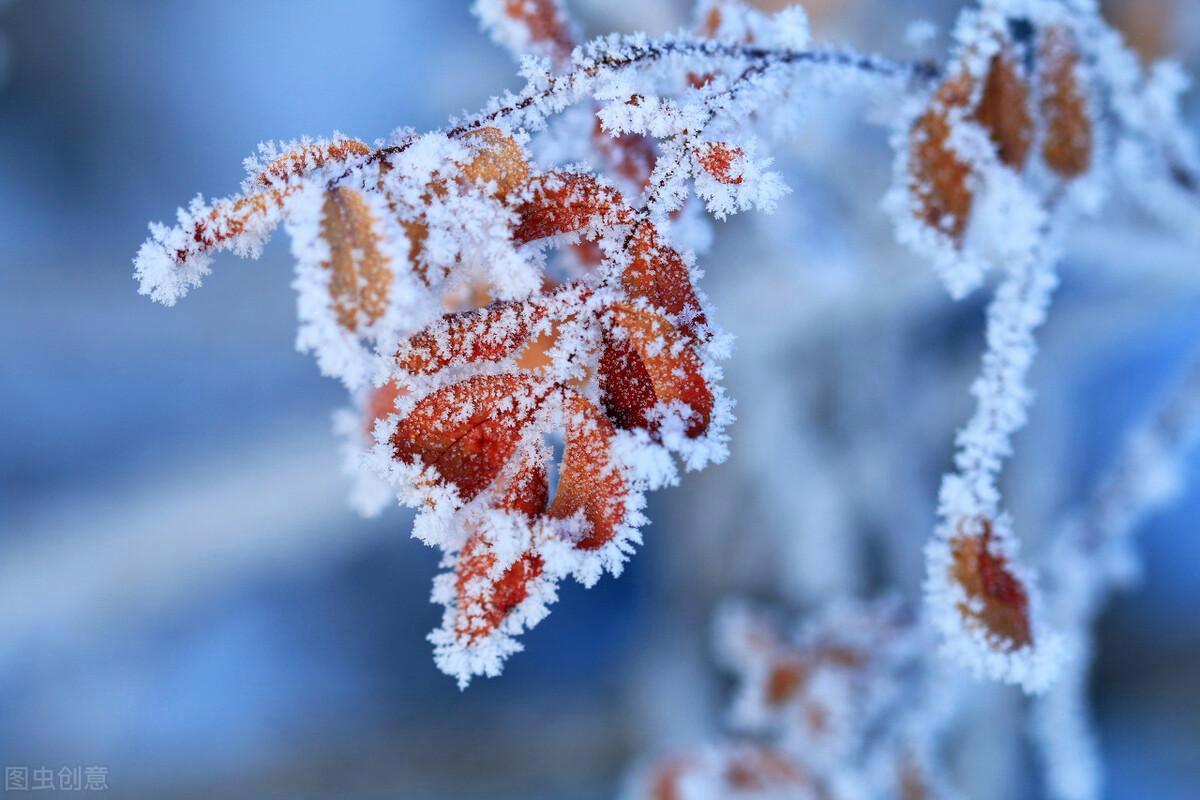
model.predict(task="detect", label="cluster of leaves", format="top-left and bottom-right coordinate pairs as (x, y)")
top-left (884, 0), bottom-right (1199, 692)
top-left (133, 0), bottom-right (1197, 699)
top-left (628, 601), bottom-right (947, 800)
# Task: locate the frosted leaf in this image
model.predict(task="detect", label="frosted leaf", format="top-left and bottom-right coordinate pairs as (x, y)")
top-left (133, 136), bottom-right (372, 304)
top-left (129, 0), bottom-right (1198, 700)
top-left (473, 0), bottom-right (576, 68)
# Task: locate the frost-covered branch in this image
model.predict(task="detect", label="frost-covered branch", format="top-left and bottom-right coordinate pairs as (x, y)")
top-left (130, 0), bottom-right (1199, 699)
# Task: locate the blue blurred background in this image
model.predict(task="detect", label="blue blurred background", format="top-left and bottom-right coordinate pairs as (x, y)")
top-left (0, 1), bottom-right (1197, 798)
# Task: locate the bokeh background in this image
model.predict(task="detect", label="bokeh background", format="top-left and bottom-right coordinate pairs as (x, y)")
top-left (1, 1), bottom-right (1197, 798)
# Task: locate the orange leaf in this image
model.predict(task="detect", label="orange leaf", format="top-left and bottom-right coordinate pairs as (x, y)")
top-left (1038, 27), bottom-right (1093, 178)
top-left (624, 224), bottom-right (708, 341)
top-left (364, 379), bottom-right (405, 438)
top-left (696, 141), bottom-right (745, 185)
top-left (910, 72), bottom-right (975, 241)
top-left (458, 127), bottom-right (530, 200)
top-left (321, 187), bottom-right (394, 332)
top-left (548, 391), bottom-right (627, 549)
top-left (513, 171), bottom-right (633, 244)
top-left (453, 455), bottom-right (550, 642)
top-left (397, 299), bottom-right (548, 375)
top-left (174, 138), bottom-right (371, 266)
top-left (974, 52), bottom-right (1033, 169)
top-left (599, 303), bottom-right (713, 438)
top-left (950, 519), bottom-right (1032, 648)
top-left (390, 375), bottom-right (553, 503)
top-left (455, 536), bottom-right (545, 643)
top-left (396, 284), bottom-right (590, 375)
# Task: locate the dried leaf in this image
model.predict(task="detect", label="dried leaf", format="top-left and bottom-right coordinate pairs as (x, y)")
top-left (176, 138), bottom-right (371, 267)
top-left (390, 374), bottom-right (553, 503)
top-left (455, 537), bottom-right (546, 643)
top-left (459, 126), bottom-right (530, 200)
top-left (364, 379), bottom-right (405, 437)
top-left (599, 303), bottom-right (714, 438)
top-left (950, 520), bottom-right (1032, 648)
top-left (321, 187), bottom-right (394, 331)
top-left (696, 141), bottom-right (745, 185)
top-left (453, 456), bottom-right (550, 642)
top-left (395, 284), bottom-right (589, 374)
top-left (396, 299), bottom-right (548, 375)
top-left (548, 391), bottom-right (627, 549)
top-left (909, 72), bottom-right (974, 241)
top-left (513, 171), bottom-right (633, 244)
top-left (624, 224), bottom-right (708, 341)
top-left (1039, 27), bottom-right (1093, 178)
top-left (973, 52), bottom-right (1033, 169)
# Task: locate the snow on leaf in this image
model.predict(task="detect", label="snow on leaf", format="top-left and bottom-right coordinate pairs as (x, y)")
top-left (909, 71), bottom-right (975, 242)
top-left (452, 456), bottom-right (550, 643)
top-left (390, 374), bottom-right (553, 506)
top-left (364, 378), bottom-right (405, 438)
top-left (949, 518), bottom-right (1032, 649)
top-left (547, 390), bottom-right (627, 550)
top-left (1038, 26), bottom-right (1093, 179)
top-left (695, 141), bottom-right (745, 185)
top-left (396, 298), bottom-right (547, 375)
top-left (455, 534), bottom-right (547, 644)
top-left (133, 137), bottom-right (371, 305)
top-left (320, 187), bottom-right (394, 332)
top-left (624, 223), bottom-right (708, 342)
top-left (513, 170), bottom-right (634, 244)
top-left (599, 303), bottom-right (713, 439)
top-left (974, 51), bottom-right (1033, 170)
top-left (458, 126), bottom-right (532, 200)
top-left (395, 283), bottom-right (588, 375)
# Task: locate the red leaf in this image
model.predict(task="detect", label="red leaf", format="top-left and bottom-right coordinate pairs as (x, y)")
top-left (1038, 27), bottom-right (1093, 178)
top-left (390, 375), bottom-right (553, 503)
top-left (950, 519), bottom-right (1032, 648)
top-left (364, 379), bottom-right (405, 438)
top-left (624, 224), bottom-right (708, 341)
top-left (599, 303), bottom-right (713, 438)
top-left (455, 535), bottom-right (545, 643)
top-left (396, 284), bottom-right (590, 375)
top-left (513, 171), bottom-right (632, 244)
top-left (548, 391), bottom-right (627, 549)
top-left (397, 299), bottom-right (548, 375)
top-left (696, 142), bottom-right (745, 185)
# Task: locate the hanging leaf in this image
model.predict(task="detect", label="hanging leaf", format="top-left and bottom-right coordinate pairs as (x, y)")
top-left (455, 536), bottom-right (547, 643)
top-left (909, 73), bottom-right (975, 241)
top-left (1038, 27), bottom-right (1093, 179)
top-left (548, 391), bottom-right (627, 550)
top-left (395, 284), bottom-right (589, 375)
top-left (513, 171), bottom-right (633, 244)
top-left (320, 187), bottom-right (394, 332)
top-left (453, 456), bottom-right (550, 643)
top-left (949, 519), bottom-right (1032, 649)
top-left (390, 374), bottom-right (554, 504)
top-left (974, 51), bottom-right (1034, 169)
top-left (624, 224), bottom-right (708, 341)
top-left (599, 303), bottom-right (714, 438)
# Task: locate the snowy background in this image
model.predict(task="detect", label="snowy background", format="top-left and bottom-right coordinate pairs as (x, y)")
top-left (1, 1), bottom-right (1198, 797)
